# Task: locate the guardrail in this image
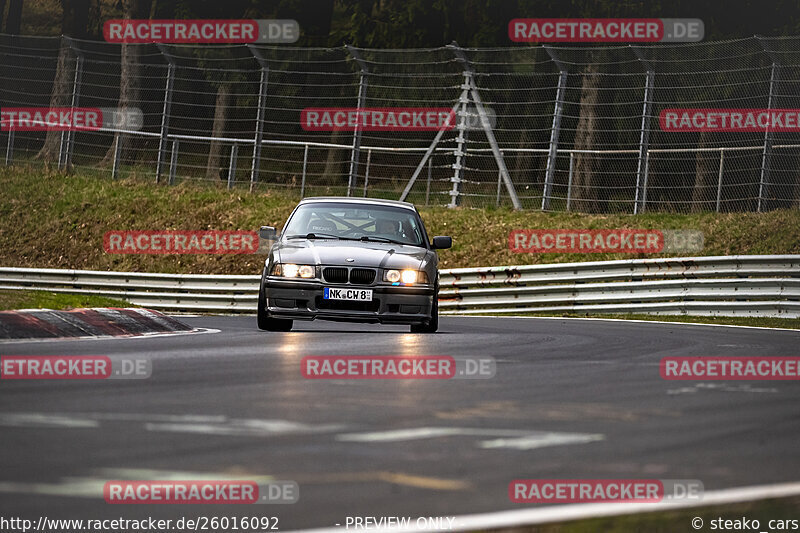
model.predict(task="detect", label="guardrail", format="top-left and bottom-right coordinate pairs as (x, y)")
top-left (1, 255), bottom-right (799, 317)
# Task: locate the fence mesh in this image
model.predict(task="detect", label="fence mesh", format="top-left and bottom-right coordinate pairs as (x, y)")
top-left (2, 34), bottom-right (800, 213)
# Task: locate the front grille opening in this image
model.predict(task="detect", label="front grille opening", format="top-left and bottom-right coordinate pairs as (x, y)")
top-left (323, 267), bottom-right (348, 283)
top-left (349, 268), bottom-right (376, 285)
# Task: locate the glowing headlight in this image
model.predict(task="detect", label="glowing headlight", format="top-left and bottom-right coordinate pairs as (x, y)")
top-left (386, 269), bottom-right (401, 283)
top-left (271, 263), bottom-right (315, 278)
top-left (298, 265), bottom-right (315, 278)
top-left (401, 270), bottom-right (417, 284)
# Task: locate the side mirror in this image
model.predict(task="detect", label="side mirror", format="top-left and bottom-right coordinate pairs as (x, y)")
top-left (259, 226), bottom-right (277, 240)
top-left (431, 236), bottom-right (452, 250)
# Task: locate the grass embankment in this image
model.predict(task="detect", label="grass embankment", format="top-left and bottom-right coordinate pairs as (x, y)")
top-left (1, 166), bottom-right (799, 325)
top-left (2, 165), bottom-right (799, 274)
top-left (0, 289), bottom-right (132, 311)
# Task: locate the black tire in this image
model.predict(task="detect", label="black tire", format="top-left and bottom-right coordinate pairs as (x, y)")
top-left (257, 275), bottom-right (293, 332)
top-left (410, 294), bottom-right (438, 333)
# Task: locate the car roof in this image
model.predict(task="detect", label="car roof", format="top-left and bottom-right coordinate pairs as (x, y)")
top-left (298, 196), bottom-right (418, 211)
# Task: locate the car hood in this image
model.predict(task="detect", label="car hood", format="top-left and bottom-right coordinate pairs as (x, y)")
top-left (273, 239), bottom-right (428, 270)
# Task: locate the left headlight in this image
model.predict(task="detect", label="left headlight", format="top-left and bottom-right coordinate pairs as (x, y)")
top-left (384, 269), bottom-right (429, 285)
top-left (271, 263), bottom-right (316, 279)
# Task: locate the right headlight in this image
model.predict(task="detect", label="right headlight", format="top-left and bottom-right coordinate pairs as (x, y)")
top-left (271, 263), bottom-right (316, 279)
top-left (384, 269), bottom-right (429, 285)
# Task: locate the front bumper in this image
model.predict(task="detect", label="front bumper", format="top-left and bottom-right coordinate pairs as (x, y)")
top-left (263, 278), bottom-right (435, 324)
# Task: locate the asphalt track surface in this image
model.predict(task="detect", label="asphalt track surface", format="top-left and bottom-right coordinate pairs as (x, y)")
top-left (1, 316), bottom-right (799, 531)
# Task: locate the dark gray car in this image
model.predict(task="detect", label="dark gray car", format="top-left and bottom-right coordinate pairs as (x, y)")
top-left (257, 197), bottom-right (452, 333)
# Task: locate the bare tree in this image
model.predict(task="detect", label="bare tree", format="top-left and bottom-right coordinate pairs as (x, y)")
top-left (101, 0), bottom-right (152, 167)
top-left (205, 83), bottom-right (231, 180)
top-left (35, 0), bottom-right (89, 165)
top-left (571, 62), bottom-right (602, 213)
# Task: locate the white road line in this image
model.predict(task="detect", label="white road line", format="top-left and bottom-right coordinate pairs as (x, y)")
top-left (289, 481), bottom-right (800, 533)
top-left (453, 315), bottom-right (800, 332)
top-left (336, 427), bottom-right (604, 451)
top-left (0, 412), bottom-right (345, 436)
top-left (0, 327), bottom-right (219, 344)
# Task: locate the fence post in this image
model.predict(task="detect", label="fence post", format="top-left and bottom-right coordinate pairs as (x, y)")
top-left (168, 139), bottom-right (179, 185)
top-left (363, 148), bottom-right (371, 197)
top-left (542, 45), bottom-right (567, 211)
top-left (111, 134), bottom-right (121, 179)
top-left (300, 144), bottom-right (308, 198)
top-left (630, 46), bottom-right (655, 215)
top-left (155, 44), bottom-right (176, 183)
top-left (5, 130), bottom-right (13, 165)
top-left (346, 45), bottom-right (368, 197)
top-left (227, 143), bottom-right (238, 190)
top-left (247, 44), bottom-right (269, 193)
top-left (566, 151), bottom-right (574, 211)
top-left (716, 148), bottom-right (725, 212)
top-left (425, 156), bottom-right (432, 206)
top-left (759, 65), bottom-right (779, 211)
top-left (449, 73), bottom-right (470, 208)
top-left (63, 37), bottom-right (83, 172)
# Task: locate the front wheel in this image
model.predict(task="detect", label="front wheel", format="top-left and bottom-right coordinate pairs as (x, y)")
top-left (410, 295), bottom-right (438, 333)
top-left (257, 278), bottom-right (293, 332)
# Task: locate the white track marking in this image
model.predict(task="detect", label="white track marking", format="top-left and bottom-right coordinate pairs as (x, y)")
top-left (336, 427), bottom-right (604, 451)
top-left (289, 481), bottom-right (800, 532)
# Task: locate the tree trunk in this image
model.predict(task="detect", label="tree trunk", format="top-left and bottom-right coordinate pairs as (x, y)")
top-left (35, 0), bottom-right (90, 165)
top-left (35, 40), bottom-right (73, 164)
top-left (690, 130), bottom-right (715, 212)
top-left (0, 0), bottom-right (7, 31)
top-left (206, 83), bottom-right (231, 180)
top-left (101, 0), bottom-right (152, 168)
top-left (571, 62), bottom-right (601, 213)
top-left (5, 0), bottom-right (21, 34)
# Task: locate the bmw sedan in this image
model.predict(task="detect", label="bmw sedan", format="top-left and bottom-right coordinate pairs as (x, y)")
top-left (257, 197), bottom-right (451, 333)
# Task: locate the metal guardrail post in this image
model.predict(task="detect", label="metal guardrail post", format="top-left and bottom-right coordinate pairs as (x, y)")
top-left (300, 144), bottom-right (308, 198)
top-left (248, 44), bottom-right (269, 193)
top-left (168, 139), bottom-right (179, 185)
top-left (542, 45), bottom-right (567, 211)
top-left (227, 143), bottom-right (238, 190)
top-left (345, 45), bottom-right (368, 197)
top-left (363, 148), bottom-right (371, 197)
top-left (716, 148), bottom-right (725, 212)
top-left (155, 44), bottom-right (176, 183)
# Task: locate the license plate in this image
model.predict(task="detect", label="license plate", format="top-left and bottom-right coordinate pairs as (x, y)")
top-left (324, 287), bottom-right (373, 301)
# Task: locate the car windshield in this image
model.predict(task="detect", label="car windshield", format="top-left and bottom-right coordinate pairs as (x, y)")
top-left (283, 202), bottom-right (426, 247)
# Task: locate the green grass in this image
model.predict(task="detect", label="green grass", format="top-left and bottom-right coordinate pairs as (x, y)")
top-left (0, 289), bottom-right (132, 311)
top-left (476, 312), bottom-right (800, 330)
top-left (2, 165), bottom-right (799, 275)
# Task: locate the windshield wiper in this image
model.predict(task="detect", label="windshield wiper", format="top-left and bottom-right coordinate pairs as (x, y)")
top-left (286, 233), bottom-right (341, 240)
top-left (359, 235), bottom-right (410, 246)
